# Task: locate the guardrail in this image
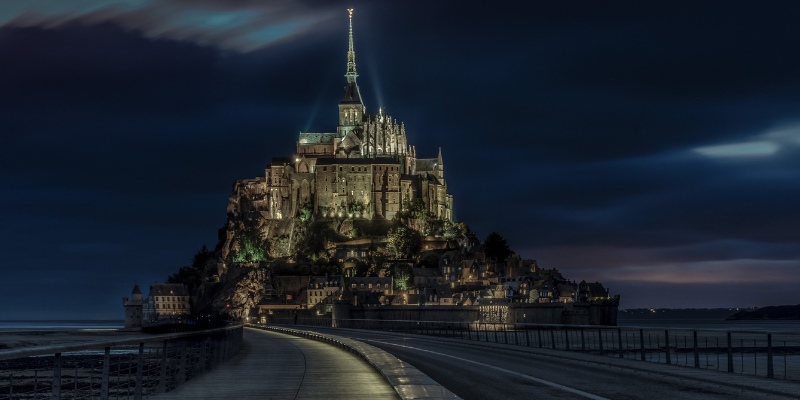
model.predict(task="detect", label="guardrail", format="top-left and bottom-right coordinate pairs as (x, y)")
top-left (272, 317), bottom-right (800, 381)
top-left (0, 325), bottom-right (243, 400)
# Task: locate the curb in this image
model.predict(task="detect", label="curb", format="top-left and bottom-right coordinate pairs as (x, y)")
top-left (247, 324), bottom-right (460, 400)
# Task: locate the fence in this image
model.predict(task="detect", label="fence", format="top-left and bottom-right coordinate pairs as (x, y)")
top-left (279, 317), bottom-right (800, 381)
top-left (0, 325), bottom-right (243, 400)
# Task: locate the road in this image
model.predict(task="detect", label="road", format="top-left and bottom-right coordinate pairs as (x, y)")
top-left (301, 327), bottom-right (800, 400)
top-left (156, 328), bottom-right (399, 399)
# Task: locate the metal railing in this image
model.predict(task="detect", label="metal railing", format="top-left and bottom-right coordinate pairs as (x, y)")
top-left (276, 317), bottom-right (800, 381)
top-left (0, 325), bottom-right (243, 400)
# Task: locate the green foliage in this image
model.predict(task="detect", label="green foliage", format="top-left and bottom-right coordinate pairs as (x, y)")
top-left (295, 220), bottom-right (347, 261)
top-left (298, 202), bottom-right (313, 222)
top-left (386, 225), bottom-right (421, 258)
top-left (442, 221), bottom-right (468, 239)
top-left (386, 262), bottom-right (413, 291)
top-left (401, 198), bottom-right (427, 219)
top-left (347, 200), bottom-right (365, 216)
top-left (483, 231), bottom-right (512, 263)
top-left (232, 226), bottom-right (270, 263)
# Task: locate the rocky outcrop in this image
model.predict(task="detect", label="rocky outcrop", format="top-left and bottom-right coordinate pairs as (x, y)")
top-left (212, 267), bottom-right (272, 320)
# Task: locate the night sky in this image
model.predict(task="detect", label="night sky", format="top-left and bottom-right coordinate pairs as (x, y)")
top-left (2, 1), bottom-right (799, 319)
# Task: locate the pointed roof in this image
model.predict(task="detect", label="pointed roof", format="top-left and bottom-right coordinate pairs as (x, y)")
top-left (341, 9), bottom-right (363, 105)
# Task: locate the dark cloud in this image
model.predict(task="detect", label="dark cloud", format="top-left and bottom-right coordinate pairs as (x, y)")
top-left (2, 1), bottom-right (800, 318)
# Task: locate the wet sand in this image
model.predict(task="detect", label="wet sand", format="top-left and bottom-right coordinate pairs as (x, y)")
top-left (0, 329), bottom-right (146, 352)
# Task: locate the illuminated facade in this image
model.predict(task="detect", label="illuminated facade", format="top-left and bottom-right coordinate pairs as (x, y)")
top-left (144, 283), bottom-right (191, 321)
top-left (227, 10), bottom-right (453, 225)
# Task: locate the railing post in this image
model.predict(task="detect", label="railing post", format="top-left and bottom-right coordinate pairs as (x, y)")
top-left (199, 338), bottom-right (207, 373)
top-left (159, 341), bottom-right (167, 394)
top-left (664, 330), bottom-right (671, 365)
top-left (135, 342), bottom-right (144, 400)
top-left (597, 329), bottom-right (603, 353)
top-left (580, 329), bottom-right (586, 351)
top-left (101, 347), bottom-right (110, 400)
top-left (51, 353), bottom-right (61, 400)
top-left (178, 342), bottom-right (187, 384)
top-left (525, 328), bottom-right (531, 347)
top-left (767, 333), bottom-right (774, 379)
top-left (693, 331), bottom-right (700, 368)
top-left (639, 329), bottom-right (646, 361)
top-left (537, 329), bottom-right (543, 348)
top-left (550, 329), bottom-right (556, 350)
top-left (727, 332), bottom-right (734, 373)
top-left (618, 328), bottom-right (623, 358)
top-left (564, 329), bottom-right (570, 351)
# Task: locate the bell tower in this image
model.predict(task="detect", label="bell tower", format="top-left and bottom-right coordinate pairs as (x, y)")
top-left (338, 9), bottom-right (366, 139)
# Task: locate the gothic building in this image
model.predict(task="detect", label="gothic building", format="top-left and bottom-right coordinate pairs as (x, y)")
top-left (228, 10), bottom-right (453, 225)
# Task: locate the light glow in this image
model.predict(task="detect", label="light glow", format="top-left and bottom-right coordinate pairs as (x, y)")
top-left (694, 141), bottom-right (778, 158)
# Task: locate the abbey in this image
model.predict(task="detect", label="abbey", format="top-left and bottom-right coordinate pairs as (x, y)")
top-left (228, 10), bottom-right (453, 224)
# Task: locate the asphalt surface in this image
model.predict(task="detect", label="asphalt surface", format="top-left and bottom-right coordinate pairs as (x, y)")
top-left (299, 327), bottom-right (800, 400)
top-left (155, 328), bottom-right (399, 399)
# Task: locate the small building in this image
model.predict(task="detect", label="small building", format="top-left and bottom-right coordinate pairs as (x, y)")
top-left (350, 276), bottom-right (393, 295)
top-left (147, 283), bottom-right (191, 320)
top-left (121, 284), bottom-right (143, 329)
top-left (412, 267), bottom-right (443, 288)
top-left (307, 275), bottom-right (344, 311)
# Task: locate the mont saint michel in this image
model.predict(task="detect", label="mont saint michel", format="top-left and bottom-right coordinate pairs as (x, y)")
top-left (119, 10), bottom-right (618, 328)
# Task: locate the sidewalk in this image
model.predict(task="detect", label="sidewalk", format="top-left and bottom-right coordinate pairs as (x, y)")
top-left (154, 328), bottom-right (399, 399)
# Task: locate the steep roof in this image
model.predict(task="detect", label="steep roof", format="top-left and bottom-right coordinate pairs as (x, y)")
top-left (341, 82), bottom-right (363, 105)
top-left (415, 158), bottom-right (438, 172)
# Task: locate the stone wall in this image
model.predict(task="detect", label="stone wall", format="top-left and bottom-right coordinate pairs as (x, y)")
top-left (330, 301), bottom-right (618, 326)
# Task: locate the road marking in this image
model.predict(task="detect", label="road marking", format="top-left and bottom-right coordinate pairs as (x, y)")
top-left (367, 339), bottom-right (610, 400)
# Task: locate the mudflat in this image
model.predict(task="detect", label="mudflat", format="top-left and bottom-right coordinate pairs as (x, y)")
top-left (0, 330), bottom-right (145, 352)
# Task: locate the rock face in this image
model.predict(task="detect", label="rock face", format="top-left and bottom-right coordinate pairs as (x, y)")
top-left (212, 267), bottom-right (271, 320)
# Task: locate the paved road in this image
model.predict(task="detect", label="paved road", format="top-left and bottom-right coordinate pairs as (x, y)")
top-left (300, 327), bottom-right (800, 400)
top-left (155, 328), bottom-right (399, 399)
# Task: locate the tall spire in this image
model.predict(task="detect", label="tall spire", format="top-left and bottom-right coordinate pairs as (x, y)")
top-left (340, 8), bottom-right (363, 106)
top-left (346, 8), bottom-right (358, 83)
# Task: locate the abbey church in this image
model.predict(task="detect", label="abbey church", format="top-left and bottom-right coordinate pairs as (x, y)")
top-left (227, 10), bottom-right (453, 228)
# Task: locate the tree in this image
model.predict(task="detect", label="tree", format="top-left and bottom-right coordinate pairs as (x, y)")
top-left (386, 225), bottom-right (421, 258)
top-left (232, 226), bottom-right (270, 263)
top-left (298, 202), bottom-right (313, 222)
top-left (192, 244), bottom-right (215, 273)
top-left (442, 221), bottom-right (468, 239)
top-left (386, 263), bottom-right (413, 291)
top-left (483, 232), bottom-right (512, 263)
top-left (168, 245), bottom-right (215, 289)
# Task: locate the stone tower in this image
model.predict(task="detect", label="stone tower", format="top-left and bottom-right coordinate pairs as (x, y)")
top-left (337, 9), bottom-right (365, 141)
top-left (121, 284), bottom-right (143, 329)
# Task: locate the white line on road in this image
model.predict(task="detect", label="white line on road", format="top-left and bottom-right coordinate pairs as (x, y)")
top-left (367, 339), bottom-right (611, 400)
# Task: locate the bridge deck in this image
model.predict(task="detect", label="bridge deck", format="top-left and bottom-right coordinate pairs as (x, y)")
top-left (154, 327), bottom-right (399, 399)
